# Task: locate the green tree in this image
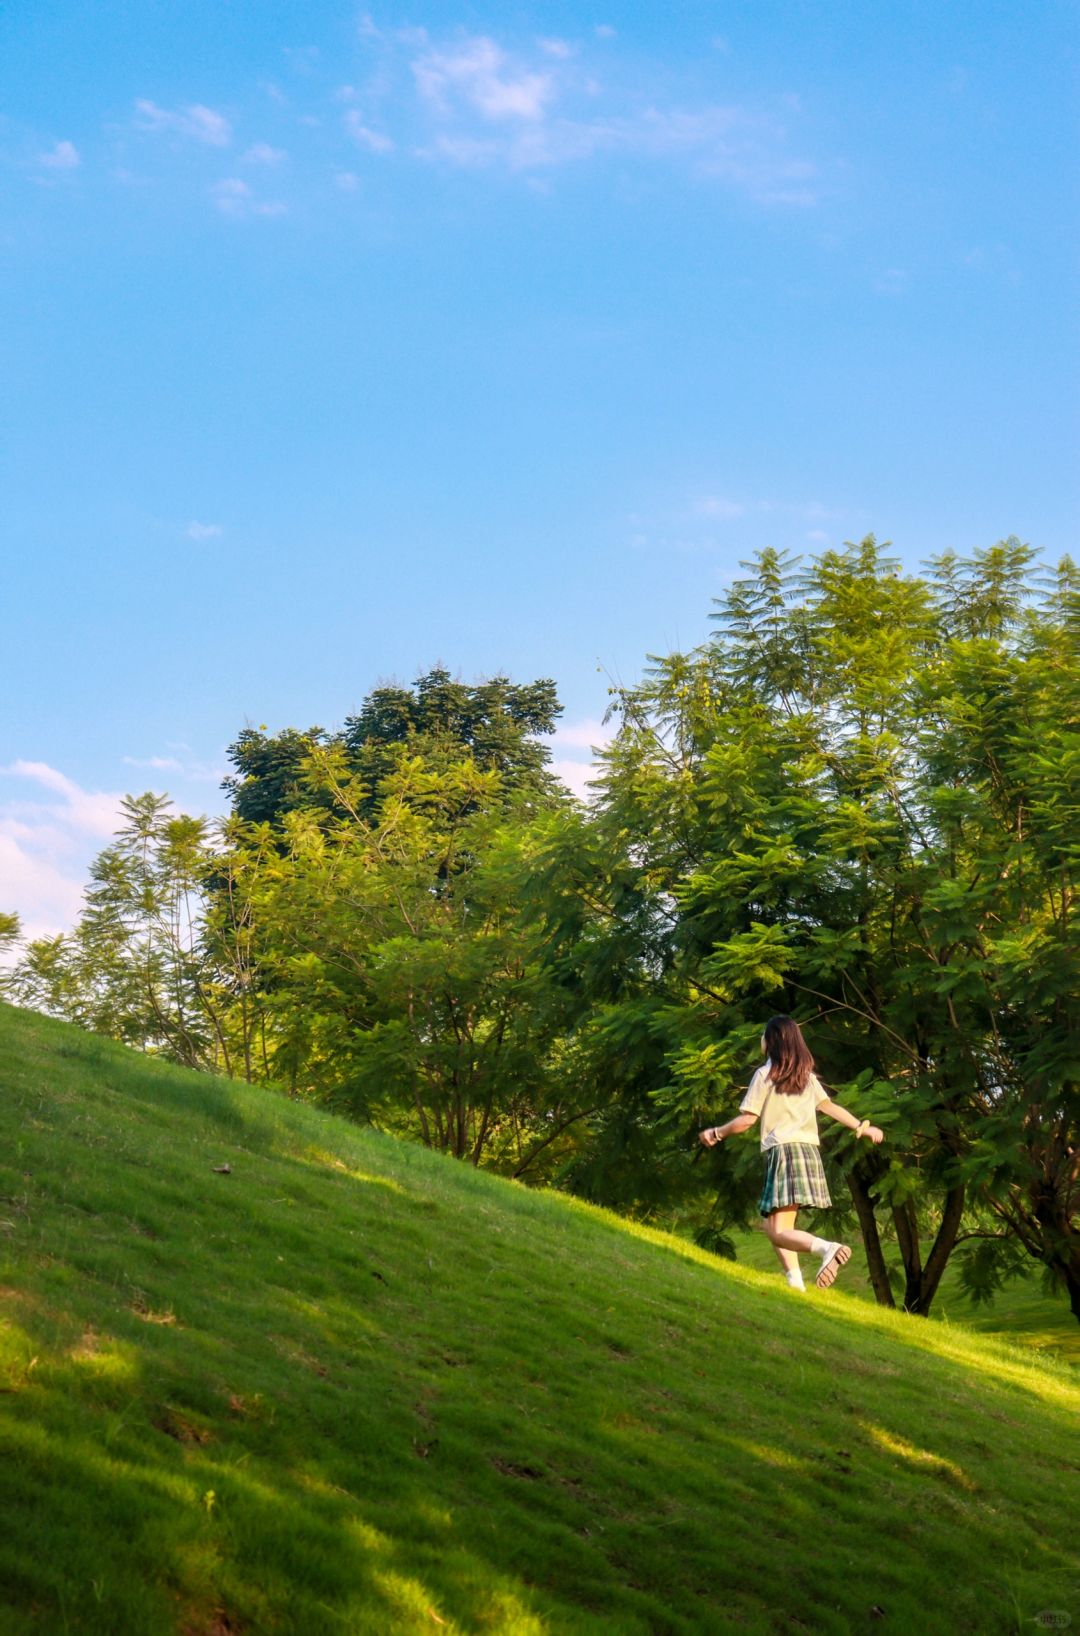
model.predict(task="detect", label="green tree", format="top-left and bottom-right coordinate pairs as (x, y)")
top-left (224, 668), bottom-right (563, 827)
top-left (17, 795), bottom-right (221, 1068)
top-left (597, 539), bottom-right (1079, 1319)
top-left (217, 743), bottom-right (598, 1174)
top-left (0, 912), bottom-right (20, 995)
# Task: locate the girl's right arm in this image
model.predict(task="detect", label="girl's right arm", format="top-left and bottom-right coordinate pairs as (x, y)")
top-left (700, 1112), bottom-right (758, 1147)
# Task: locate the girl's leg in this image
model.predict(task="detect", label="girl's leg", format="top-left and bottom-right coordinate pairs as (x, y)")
top-left (765, 1209), bottom-right (805, 1289)
top-left (764, 1208), bottom-right (818, 1256)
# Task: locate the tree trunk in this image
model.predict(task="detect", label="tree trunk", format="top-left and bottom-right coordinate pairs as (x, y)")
top-left (904, 1183), bottom-right (966, 1316)
top-left (1065, 1261), bottom-right (1080, 1325)
top-left (848, 1168), bottom-right (895, 1307)
top-left (892, 1199), bottom-right (923, 1313)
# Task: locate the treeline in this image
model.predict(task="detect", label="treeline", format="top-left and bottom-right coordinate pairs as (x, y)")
top-left (8, 538), bottom-right (1079, 1322)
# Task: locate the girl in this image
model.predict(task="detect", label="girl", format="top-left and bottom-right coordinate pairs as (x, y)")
top-left (700, 1016), bottom-right (884, 1291)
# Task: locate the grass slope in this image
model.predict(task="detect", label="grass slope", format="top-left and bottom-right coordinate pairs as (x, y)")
top-left (729, 1233), bottom-right (1080, 1367)
top-left (1, 1003), bottom-right (1077, 1636)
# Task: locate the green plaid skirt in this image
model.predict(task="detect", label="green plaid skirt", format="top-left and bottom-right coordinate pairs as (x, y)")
top-left (758, 1142), bottom-right (832, 1216)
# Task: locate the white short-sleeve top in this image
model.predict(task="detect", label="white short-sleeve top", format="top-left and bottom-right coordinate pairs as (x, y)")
top-left (740, 1063), bottom-right (830, 1151)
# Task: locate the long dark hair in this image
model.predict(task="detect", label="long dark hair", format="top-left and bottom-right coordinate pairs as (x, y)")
top-left (763, 1015), bottom-right (814, 1095)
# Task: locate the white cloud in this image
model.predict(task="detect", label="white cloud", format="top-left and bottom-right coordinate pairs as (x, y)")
top-left (3, 762), bottom-right (122, 838)
top-left (127, 30), bottom-right (823, 208)
top-left (0, 754), bottom-right (227, 945)
top-left (211, 178), bottom-right (286, 217)
top-left (407, 42), bottom-right (817, 199)
top-left (545, 718), bottom-right (614, 802)
top-left (38, 140), bottom-right (80, 170)
top-left (124, 750), bottom-right (228, 787)
top-left (135, 99), bottom-right (232, 146)
top-left (345, 111), bottom-right (395, 152)
top-left (553, 718), bottom-right (614, 751)
top-left (550, 759), bottom-right (600, 801)
top-left (0, 827), bottom-right (86, 946)
top-left (413, 36), bottom-right (555, 122)
top-left (186, 520), bottom-right (222, 540)
top-left (335, 170), bottom-right (361, 191)
top-left (694, 494), bottom-right (837, 525)
top-left (243, 142), bottom-right (287, 164)
top-left (212, 177), bottom-right (249, 212)
top-left (696, 496), bottom-right (748, 520)
top-left (0, 763), bottom-right (128, 941)
top-left (417, 133), bottom-right (498, 168)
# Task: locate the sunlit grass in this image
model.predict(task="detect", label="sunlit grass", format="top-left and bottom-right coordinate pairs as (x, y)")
top-left (1, 1001), bottom-right (1077, 1635)
top-left (730, 1221), bottom-right (1080, 1366)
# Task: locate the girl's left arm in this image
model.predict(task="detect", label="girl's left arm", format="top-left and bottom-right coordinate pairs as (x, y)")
top-left (818, 1100), bottom-right (884, 1144)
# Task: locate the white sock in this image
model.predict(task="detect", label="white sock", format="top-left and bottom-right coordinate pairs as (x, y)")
top-left (785, 1268), bottom-right (805, 1290)
top-left (809, 1237), bottom-right (835, 1258)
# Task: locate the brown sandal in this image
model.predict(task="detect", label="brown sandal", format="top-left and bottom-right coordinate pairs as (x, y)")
top-left (816, 1244), bottom-right (851, 1289)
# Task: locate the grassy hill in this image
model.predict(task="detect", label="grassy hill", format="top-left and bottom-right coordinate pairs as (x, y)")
top-left (729, 1230), bottom-right (1080, 1367)
top-left (1, 1004), bottom-right (1077, 1636)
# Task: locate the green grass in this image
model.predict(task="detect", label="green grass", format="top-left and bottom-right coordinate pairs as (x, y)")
top-left (730, 1230), bottom-right (1080, 1367)
top-left (1, 1003), bottom-right (1078, 1636)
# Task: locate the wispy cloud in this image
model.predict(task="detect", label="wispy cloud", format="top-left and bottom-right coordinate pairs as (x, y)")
top-left (38, 139), bottom-right (81, 171)
top-left (696, 496), bottom-right (748, 520)
top-left (413, 36), bottom-right (556, 122)
top-left (243, 141), bottom-right (287, 164)
top-left (538, 38), bottom-right (576, 61)
top-left (400, 30), bottom-right (820, 199)
top-left (123, 750), bottom-right (228, 786)
top-left (694, 494), bottom-right (837, 524)
top-left (628, 490), bottom-right (849, 556)
top-left (344, 110), bottom-right (394, 153)
top-left (135, 99), bottom-right (232, 146)
top-left (113, 28), bottom-right (823, 210)
top-left (3, 761), bottom-right (121, 838)
top-left (123, 755), bottom-right (183, 771)
top-left (210, 178), bottom-right (286, 218)
top-left (186, 520), bottom-right (223, 540)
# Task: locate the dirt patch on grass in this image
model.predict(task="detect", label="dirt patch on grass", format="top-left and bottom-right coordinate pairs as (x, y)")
top-left (70, 1325), bottom-right (101, 1360)
top-left (271, 1336), bottom-right (330, 1378)
top-left (491, 1457), bottom-right (543, 1479)
top-left (153, 1407), bottom-right (214, 1445)
top-left (181, 1607), bottom-right (245, 1636)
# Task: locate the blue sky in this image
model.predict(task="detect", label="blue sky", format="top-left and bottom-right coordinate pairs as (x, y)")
top-left (2, 0), bottom-right (1077, 936)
